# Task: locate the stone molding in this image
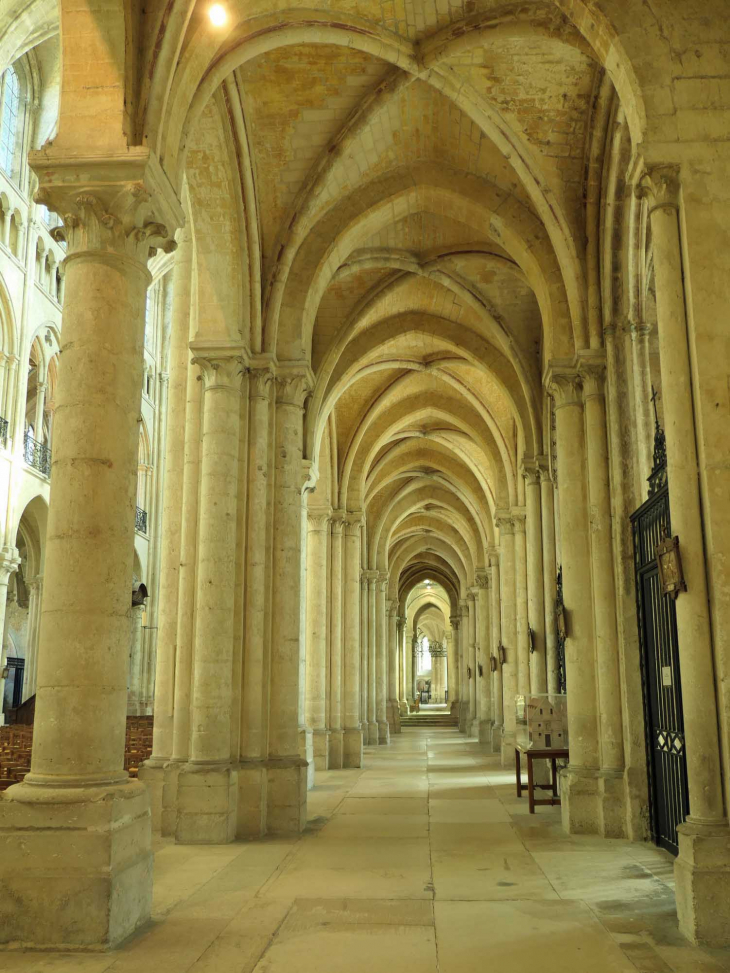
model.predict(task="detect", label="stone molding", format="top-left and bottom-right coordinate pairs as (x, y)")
top-left (30, 146), bottom-right (182, 265)
top-left (635, 164), bottom-right (681, 215)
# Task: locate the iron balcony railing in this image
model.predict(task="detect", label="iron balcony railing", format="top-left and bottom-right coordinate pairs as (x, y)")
top-left (24, 432), bottom-right (51, 477)
top-left (135, 506), bottom-right (148, 534)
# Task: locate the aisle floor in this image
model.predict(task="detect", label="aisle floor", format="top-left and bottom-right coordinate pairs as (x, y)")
top-left (6, 728), bottom-right (730, 972)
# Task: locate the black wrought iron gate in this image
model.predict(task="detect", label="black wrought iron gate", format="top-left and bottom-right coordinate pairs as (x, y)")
top-left (630, 436), bottom-right (689, 855)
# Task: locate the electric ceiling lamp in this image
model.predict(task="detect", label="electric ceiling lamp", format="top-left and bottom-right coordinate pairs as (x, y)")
top-left (209, 4), bottom-right (227, 26)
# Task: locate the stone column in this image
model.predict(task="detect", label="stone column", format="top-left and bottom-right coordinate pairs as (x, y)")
top-left (496, 513), bottom-right (517, 764)
top-left (1, 154), bottom-right (182, 949)
top-left (342, 516), bottom-right (363, 767)
top-left (22, 575), bottom-right (42, 699)
top-left (458, 601), bottom-right (469, 731)
top-left (639, 166), bottom-right (730, 945)
top-left (376, 574), bottom-right (390, 744)
top-left (360, 572), bottom-right (370, 735)
top-left (176, 351), bottom-right (243, 844)
top-left (397, 615), bottom-right (408, 714)
top-left (523, 461), bottom-right (547, 693)
top-left (476, 573), bottom-right (492, 744)
top-left (386, 600), bottom-right (400, 733)
top-left (512, 509), bottom-right (529, 695)
top-left (141, 221), bottom-right (192, 815)
top-left (328, 513), bottom-right (345, 767)
top-left (447, 616), bottom-right (459, 712)
top-left (0, 550), bottom-right (19, 723)
top-left (578, 352), bottom-right (626, 837)
top-left (466, 590), bottom-right (477, 734)
top-left (538, 462), bottom-right (559, 693)
top-left (365, 571), bottom-right (379, 744)
top-left (305, 510), bottom-right (330, 771)
top-left (127, 604), bottom-right (145, 716)
top-left (489, 550), bottom-right (503, 753)
top-left (266, 370), bottom-right (311, 833)
top-left (33, 381), bottom-right (47, 444)
top-left (547, 365), bottom-right (599, 832)
top-left (236, 364), bottom-right (273, 836)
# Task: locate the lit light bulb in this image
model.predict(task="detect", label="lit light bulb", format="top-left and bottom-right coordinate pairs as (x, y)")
top-left (209, 4), bottom-right (227, 26)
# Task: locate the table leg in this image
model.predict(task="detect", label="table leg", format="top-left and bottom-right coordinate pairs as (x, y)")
top-left (527, 753), bottom-right (535, 814)
top-left (515, 748), bottom-right (522, 798)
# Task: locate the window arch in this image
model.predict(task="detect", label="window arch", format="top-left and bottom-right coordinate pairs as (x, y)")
top-left (0, 66), bottom-right (21, 179)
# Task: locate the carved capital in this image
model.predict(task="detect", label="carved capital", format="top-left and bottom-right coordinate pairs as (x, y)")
top-left (378, 572), bottom-right (389, 591)
top-left (577, 350), bottom-right (607, 399)
top-left (330, 510), bottom-right (346, 535)
top-left (488, 547), bottom-right (500, 568)
top-left (0, 547), bottom-right (20, 586)
top-left (344, 511), bottom-right (364, 536)
top-left (249, 365), bottom-right (275, 400)
top-left (511, 509), bottom-right (526, 534)
top-left (191, 351), bottom-right (245, 393)
top-left (546, 363), bottom-right (583, 409)
top-left (636, 165), bottom-right (681, 214)
top-left (536, 456), bottom-right (552, 483)
top-left (521, 456), bottom-right (540, 487)
top-left (494, 508), bottom-right (514, 535)
top-left (475, 571), bottom-right (489, 590)
top-left (275, 367), bottom-right (313, 409)
top-left (31, 147), bottom-right (182, 265)
top-left (449, 615), bottom-right (460, 630)
top-left (307, 510), bottom-right (331, 532)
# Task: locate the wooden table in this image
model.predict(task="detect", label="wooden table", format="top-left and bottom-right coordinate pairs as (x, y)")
top-left (515, 746), bottom-right (569, 813)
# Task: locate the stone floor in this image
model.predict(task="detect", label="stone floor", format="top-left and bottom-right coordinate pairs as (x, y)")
top-left (6, 728), bottom-right (730, 972)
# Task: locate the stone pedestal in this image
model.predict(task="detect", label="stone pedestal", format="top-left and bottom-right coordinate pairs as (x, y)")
top-left (266, 758), bottom-right (307, 835)
top-left (675, 823), bottom-right (730, 947)
top-left (343, 727), bottom-right (364, 768)
top-left (560, 766), bottom-right (600, 835)
top-left (0, 781), bottom-right (153, 949)
top-left (176, 765), bottom-right (238, 844)
top-left (328, 730), bottom-right (344, 769)
top-left (312, 728), bottom-right (330, 772)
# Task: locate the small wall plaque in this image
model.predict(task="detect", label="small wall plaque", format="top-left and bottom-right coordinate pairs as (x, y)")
top-left (656, 534), bottom-right (687, 599)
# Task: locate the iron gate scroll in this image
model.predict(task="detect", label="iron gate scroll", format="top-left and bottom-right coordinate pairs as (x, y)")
top-left (631, 470), bottom-right (689, 855)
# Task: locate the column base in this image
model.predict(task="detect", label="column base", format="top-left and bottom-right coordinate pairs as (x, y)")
top-left (478, 720), bottom-right (493, 745)
top-left (398, 699), bottom-right (409, 717)
top-left (490, 722), bottom-right (503, 754)
top-left (312, 728), bottom-right (330, 772)
top-left (469, 718), bottom-right (480, 738)
top-left (675, 820), bottom-right (730, 947)
top-left (598, 770), bottom-right (627, 838)
top-left (560, 765), bottom-right (600, 835)
top-left (367, 721), bottom-right (379, 746)
top-left (377, 720), bottom-right (390, 745)
top-left (343, 727), bottom-right (364, 768)
top-left (328, 729), bottom-right (344, 769)
top-left (299, 727), bottom-right (315, 790)
top-left (266, 757), bottom-right (307, 835)
top-left (176, 763), bottom-right (238, 844)
top-left (387, 699), bottom-right (401, 735)
top-left (0, 779), bottom-right (152, 949)
top-left (501, 730), bottom-right (516, 767)
top-left (458, 701), bottom-right (469, 733)
top-left (236, 760), bottom-right (267, 838)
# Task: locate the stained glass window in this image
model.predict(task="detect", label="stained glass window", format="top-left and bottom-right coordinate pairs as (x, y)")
top-left (0, 67), bottom-right (21, 177)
